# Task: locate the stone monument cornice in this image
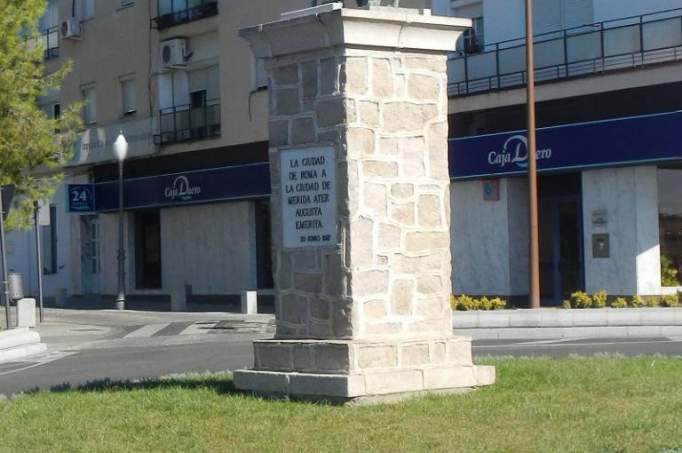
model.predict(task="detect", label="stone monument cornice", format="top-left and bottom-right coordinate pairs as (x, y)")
top-left (239, 4), bottom-right (472, 59)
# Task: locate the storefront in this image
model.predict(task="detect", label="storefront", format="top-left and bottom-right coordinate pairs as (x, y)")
top-left (449, 111), bottom-right (682, 304)
top-left (68, 162), bottom-right (273, 307)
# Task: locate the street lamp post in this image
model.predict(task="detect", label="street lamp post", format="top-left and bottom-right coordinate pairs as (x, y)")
top-left (113, 133), bottom-right (128, 311)
top-left (525, 0), bottom-right (541, 309)
top-left (0, 186), bottom-right (11, 329)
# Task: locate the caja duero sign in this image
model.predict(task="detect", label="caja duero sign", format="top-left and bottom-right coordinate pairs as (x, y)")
top-left (449, 111), bottom-right (682, 180)
top-left (94, 163), bottom-right (270, 211)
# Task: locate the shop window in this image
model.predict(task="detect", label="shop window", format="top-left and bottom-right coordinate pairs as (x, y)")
top-left (658, 168), bottom-right (682, 287)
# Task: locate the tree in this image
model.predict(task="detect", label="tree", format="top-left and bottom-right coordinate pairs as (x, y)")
top-left (0, 0), bottom-right (80, 229)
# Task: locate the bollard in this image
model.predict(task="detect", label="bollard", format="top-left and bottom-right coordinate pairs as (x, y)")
top-left (240, 291), bottom-right (258, 315)
top-left (17, 298), bottom-right (36, 328)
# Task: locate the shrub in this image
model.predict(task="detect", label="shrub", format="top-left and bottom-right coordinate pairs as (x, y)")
top-left (645, 296), bottom-right (658, 308)
top-left (490, 297), bottom-right (507, 310)
top-left (562, 300), bottom-right (572, 309)
top-left (660, 294), bottom-right (680, 307)
top-left (478, 297), bottom-right (492, 311)
top-left (630, 295), bottom-right (645, 308)
top-left (592, 290), bottom-right (608, 308)
top-left (611, 297), bottom-right (628, 308)
top-left (570, 291), bottom-right (592, 309)
top-left (661, 255), bottom-right (681, 287)
top-left (452, 294), bottom-right (476, 311)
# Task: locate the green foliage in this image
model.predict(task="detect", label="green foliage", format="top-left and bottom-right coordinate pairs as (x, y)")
top-left (661, 255), bottom-right (680, 287)
top-left (630, 295), bottom-right (645, 308)
top-left (611, 297), bottom-right (628, 308)
top-left (570, 291), bottom-right (593, 309)
top-left (592, 290), bottom-right (608, 308)
top-left (478, 296), bottom-right (492, 311)
top-left (0, 0), bottom-right (81, 230)
top-left (490, 297), bottom-right (507, 310)
top-left (645, 296), bottom-right (658, 308)
top-left (660, 294), bottom-right (680, 308)
top-left (562, 299), bottom-right (572, 309)
top-left (451, 295), bottom-right (507, 311)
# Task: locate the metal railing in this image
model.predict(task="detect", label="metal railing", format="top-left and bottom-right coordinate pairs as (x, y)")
top-left (448, 8), bottom-right (682, 97)
top-left (25, 26), bottom-right (59, 60)
top-left (154, 100), bottom-right (221, 145)
top-left (153, 0), bottom-right (218, 30)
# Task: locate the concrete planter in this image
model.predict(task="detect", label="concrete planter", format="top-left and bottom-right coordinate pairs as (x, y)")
top-left (452, 308), bottom-right (682, 340)
top-left (0, 327), bottom-right (47, 364)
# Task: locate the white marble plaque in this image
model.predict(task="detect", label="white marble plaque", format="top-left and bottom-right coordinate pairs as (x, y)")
top-left (280, 147), bottom-right (337, 249)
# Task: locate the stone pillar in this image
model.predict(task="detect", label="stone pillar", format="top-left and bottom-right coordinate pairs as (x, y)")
top-left (235, 3), bottom-right (494, 403)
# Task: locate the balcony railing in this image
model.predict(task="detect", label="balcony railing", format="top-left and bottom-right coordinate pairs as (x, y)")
top-left (152, 0), bottom-right (218, 30)
top-left (448, 8), bottom-right (682, 97)
top-left (154, 100), bottom-right (221, 145)
top-left (25, 26), bottom-right (59, 60)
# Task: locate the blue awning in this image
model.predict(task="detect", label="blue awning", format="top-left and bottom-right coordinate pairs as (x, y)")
top-left (95, 162), bottom-right (270, 211)
top-left (449, 111), bottom-right (682, 180)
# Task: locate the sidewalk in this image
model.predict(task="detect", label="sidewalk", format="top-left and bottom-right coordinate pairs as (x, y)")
top-left (1, 307), bottom-right (275, 351)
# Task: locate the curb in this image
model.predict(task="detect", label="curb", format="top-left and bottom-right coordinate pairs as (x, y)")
top-left (0, 328), bottom-right (48, 364)
top-left (452, 308), bottom-right (682, 340)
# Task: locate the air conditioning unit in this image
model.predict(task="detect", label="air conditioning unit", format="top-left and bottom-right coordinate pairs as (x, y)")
top-left (160, 38), bottom-right (189, 69)
top-left (60, 17), bottom-right (81, 40)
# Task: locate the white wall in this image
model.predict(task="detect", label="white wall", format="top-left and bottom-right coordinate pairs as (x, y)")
top-left (594, 0), bottom-right (682, 23)
top-left (160, 201), bottom-right (257, 295)
top-left (451, 179), bottom-right (511, 295)
top-left (582, 166), bottom-right (661, 295)
top-left (5, 182), bottom-right (82, 301)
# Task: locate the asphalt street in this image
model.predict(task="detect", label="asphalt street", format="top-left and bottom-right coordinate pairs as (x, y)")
top-left (1, 329), bottom-right (681, 397)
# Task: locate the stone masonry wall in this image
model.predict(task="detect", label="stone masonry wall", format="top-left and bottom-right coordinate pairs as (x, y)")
top-left (268, 47), bottom-right (453, 341)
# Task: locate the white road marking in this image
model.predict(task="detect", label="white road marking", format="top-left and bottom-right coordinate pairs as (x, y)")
top-left (179, 321), bottom-right (218, 336)
top-left (515, 337), bottom-right (589, 345)
top-left (124, 323), bottom-right (171, 339)
top-left (0, 351), bottom-right (77, 377)
top-left (474, 339), bottom-right (682, 350)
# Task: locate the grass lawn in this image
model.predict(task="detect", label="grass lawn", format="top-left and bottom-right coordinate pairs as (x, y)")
top-left (1, 357), bottom-right (681, 452)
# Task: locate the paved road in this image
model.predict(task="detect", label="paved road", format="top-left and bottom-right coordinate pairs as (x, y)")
top-left (2, 330), bottom-right (682, 397)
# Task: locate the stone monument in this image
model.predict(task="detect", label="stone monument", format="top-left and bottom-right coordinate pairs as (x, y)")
top-left (235, 3), bottom-right (495, 403)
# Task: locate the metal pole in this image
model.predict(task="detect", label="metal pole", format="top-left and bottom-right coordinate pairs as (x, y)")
top-left (526, 0), bottom-right (541, 309)
top-left (0, 187), bottom-right (11, 329)
top-left (33, 202), bottom-right (45, 323)
top-left (116, 160), bottom-right (126, 310)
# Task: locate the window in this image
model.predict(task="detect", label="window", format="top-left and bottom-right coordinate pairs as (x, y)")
top-left (80, 0), bottom-right (95, 20)
top-left (659, 169), bottom-right (682, 287)
top-left (463, 17), bottom-right (485, 53)
top-left (121, 78), bottom-right (136, 115)
top-left (254, 57), bottom-right (268, 90)
top-left (82, 86), bottom-right (96, 124)
top-left (41, 205), bottom-right (58, 275)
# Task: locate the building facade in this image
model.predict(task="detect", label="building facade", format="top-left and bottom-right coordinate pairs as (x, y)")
top-left (447, 0), bottom-right (682, 304)
top-left (6, 0), bottom-right (681, 309)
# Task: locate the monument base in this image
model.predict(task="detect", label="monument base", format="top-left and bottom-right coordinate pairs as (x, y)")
top-left (233, 336), bottom-right (495, 405)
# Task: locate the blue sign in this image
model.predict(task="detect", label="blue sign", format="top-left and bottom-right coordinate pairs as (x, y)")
top-left (449, 111), bottom-right (682, 180)
top-left (95, 163), bottom-right (271, 211)
top-left (67, 184), bottom-right (96, 212)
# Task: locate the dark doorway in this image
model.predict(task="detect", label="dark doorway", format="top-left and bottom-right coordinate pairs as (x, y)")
top-left (538, 174), bottom-right (584, 305)
top-left (255, 200), bottom-right (274, 289)
top-left (135, 210), bottom-right (162, 289)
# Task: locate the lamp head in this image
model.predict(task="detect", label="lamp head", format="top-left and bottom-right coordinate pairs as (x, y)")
top-left (113, 132), bottom-right (128, 162)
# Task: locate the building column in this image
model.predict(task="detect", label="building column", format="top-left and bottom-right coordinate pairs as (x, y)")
top-left (582, 166), bottom-right (661, 296)
top-left (235, 4), bottom-right (494, 403)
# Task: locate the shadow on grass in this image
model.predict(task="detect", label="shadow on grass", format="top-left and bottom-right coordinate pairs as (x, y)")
top-left (39, 375), bottom-right (238, 396)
